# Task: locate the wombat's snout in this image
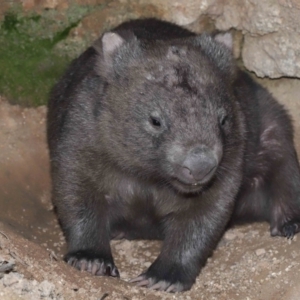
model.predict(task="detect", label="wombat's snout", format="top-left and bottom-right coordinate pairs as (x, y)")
top-left (177, 146), bottom-right (218, 185)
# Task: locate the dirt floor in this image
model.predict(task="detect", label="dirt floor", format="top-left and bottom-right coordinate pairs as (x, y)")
top-left (1, 78), bottom-right (300, 300)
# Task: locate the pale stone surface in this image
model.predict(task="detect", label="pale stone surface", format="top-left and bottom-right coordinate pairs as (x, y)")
top-left (212, 0), bottom-right (300, 78)
top-left (138, 0), bottom-right (220, 26)
top-left (42, 0), bottom-right (59, 9)
top-left (214, 0), bottom-right (283, 34)
top-left (255, 248), bottom-right (266, 256)
top-left (243, 33), bottom-right (300, 78)
top-left (138, 0), bottom-right (300, 78)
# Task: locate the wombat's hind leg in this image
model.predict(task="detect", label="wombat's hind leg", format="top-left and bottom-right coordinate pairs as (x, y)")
top-left (269, 155), bottom-right (300, 239)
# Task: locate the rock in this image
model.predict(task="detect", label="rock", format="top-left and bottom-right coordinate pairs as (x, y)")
top-left (22, 0), bottom-right (35, 11)
top-left (2, 273), bottom-right (22, 287)
top-left (42, 0), bottom-right (60, 9)
top-left (5, 0), bottom-right (300, 78)
top-left (213, 0), bottom-right (300, 78)
top-left (214, 0), bottom-right (283, 34)
top-left (139, 0), bottom-right (220, 26)
top-left (38, 280), bottom-right (55, 298)
top-left (224, 231), bottom-right (237, 241)
top-left (243, 32), bottom-right (300, 78)
top-left (255, 249), bottom-right (266, 256)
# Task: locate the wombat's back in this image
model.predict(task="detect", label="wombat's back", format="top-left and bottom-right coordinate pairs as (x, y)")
top-left (47, 47), bottom-right (99, 151)
top-left (113, 18), bottom-right (195, 40)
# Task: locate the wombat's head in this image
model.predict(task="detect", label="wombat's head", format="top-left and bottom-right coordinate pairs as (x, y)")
top-left (93, 30), bottom-right (244, 193)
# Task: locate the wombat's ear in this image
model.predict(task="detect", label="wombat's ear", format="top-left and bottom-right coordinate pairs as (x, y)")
top-left (214, 32), bottom-right (233, 50)
top-left (191, 33), bottom-right (236, 79)
top-left (93, 32), bottom-right (125, 67)
top-left (93, 30), bottom-right (139, 77)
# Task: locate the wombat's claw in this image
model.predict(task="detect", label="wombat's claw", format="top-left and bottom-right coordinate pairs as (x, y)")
top-left (282, 222), bottom-right (299, 239)
top-left (129, 275), bottom-right (148, 285)
top-left (150, 281), bottom-right (179, 292)
top-left (130, 275), bottom-right (184, 292)
top-left (65, 251), bottom-right (119, 277)
top-left (67, 257), bottom-right (119, 277)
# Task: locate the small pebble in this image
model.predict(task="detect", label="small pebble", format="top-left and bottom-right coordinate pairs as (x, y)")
top-left (224, 232), bottom-right (237, 241)
top-left (38, 280), bottom-right (55, 297)
top-left (255, 248), bottom-right (266, 256)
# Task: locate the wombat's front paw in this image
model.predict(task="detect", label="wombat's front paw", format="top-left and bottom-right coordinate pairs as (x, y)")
top-left (64, 250), bottom-right (119, 277)
top-left (130, 261), bottom-right (194, 292)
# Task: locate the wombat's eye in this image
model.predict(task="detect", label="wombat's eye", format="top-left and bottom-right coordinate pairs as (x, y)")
top-left (220, 115), bottom-right (228, 126)
top-left (150, 116), bottom-right (161, 127)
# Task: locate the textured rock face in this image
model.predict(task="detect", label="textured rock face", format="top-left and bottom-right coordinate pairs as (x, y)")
top-left (214, 0), bottom-right (283, 34)
top-left (242, 33), bottom-right (300, 78)
top-left (138, 0), bottom-right (300, 79)
top-left (213, 0), bottom-right (300, 78)
top-left (138, 0), bottom-right (221, 25)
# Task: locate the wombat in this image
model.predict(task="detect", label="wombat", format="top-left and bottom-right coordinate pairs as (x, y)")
top-left (47, 18), bottom-right (300, 292)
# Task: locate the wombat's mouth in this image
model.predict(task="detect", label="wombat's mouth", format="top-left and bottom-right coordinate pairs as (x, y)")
top-left (171, 178), bottom-right (207, 193)
top-left (170, 164), bottom-right (217, 193)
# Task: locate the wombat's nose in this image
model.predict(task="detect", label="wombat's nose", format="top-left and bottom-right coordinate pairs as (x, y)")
top-left (178, 146), bottom-right (218, 184)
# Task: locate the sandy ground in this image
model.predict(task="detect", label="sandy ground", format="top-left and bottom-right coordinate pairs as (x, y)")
top-left (1, 78), bottom-right (300, 300)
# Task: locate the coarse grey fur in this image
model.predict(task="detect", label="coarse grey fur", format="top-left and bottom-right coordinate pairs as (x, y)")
top-left (47, 18), bottom-right (300, 292)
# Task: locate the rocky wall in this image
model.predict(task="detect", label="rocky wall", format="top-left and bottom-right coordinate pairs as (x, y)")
top-left (140, 0), bottom-right (300, 78)
top-left (2, 0), bottom-right (300, 79)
